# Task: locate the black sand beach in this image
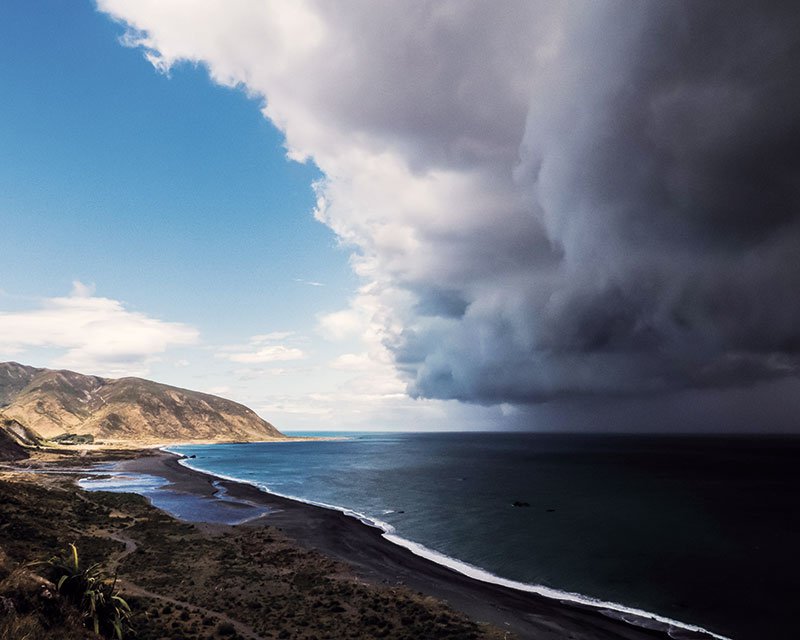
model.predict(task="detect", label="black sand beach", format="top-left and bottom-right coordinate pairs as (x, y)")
top-left (116, 450), bottom-right (720, 640)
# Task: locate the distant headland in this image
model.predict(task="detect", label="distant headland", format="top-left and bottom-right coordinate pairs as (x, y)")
top-left (0, 361), bottom-right (286, 450)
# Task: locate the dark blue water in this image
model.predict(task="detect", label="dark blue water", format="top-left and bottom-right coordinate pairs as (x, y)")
top-left (166, 433), bottom-right (800, 640)
top-left (79, 468), bottom-right (270, 524)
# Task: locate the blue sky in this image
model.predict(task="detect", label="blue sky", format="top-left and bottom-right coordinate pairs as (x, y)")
top-left (0, 1), bottom-right (352, 326)
top-left (0, 1), bottom-right (389, 429)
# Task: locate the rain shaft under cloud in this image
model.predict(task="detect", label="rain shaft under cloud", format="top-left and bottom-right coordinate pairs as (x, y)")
top-left (99, 1), bottom-right (800, 413)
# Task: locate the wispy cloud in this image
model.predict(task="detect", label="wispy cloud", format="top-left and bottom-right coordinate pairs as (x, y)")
top-left (69, 280), bottom-right (96, 298)
top-left (205, 385), bottom-right (231, 396)
top-left (226, 346), bottom-right (305, 364)
top-left (217, 333), bottom-right (306, 364)
top-left (330, 352), bottom-right (371, 371)
top-left (0, 281), bottom-right (198, 377)
top-left (293, 278), bottom-right (324, 287)
top-left (249, 332), bottom-right (295, 343)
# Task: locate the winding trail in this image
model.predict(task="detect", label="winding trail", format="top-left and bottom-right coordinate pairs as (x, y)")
top-left (92, 518), bottom-right (266, 640)
top-left (117, 577), bottom-right (265, 640)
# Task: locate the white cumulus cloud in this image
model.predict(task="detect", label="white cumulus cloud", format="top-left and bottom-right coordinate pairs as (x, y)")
top-left (0, 282), bottom-right (199, 377)
top-left (217, 333), bottom-right (306, 364)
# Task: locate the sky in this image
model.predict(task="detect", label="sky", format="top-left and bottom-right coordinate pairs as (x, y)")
top-left (1, 1), bottom-right (799, 433)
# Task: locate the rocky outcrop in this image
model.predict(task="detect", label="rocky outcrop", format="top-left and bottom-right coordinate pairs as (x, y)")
top-left (0, 429), bottom-right (28, 461)
top-left (0, 417), bottom-right (44, 447)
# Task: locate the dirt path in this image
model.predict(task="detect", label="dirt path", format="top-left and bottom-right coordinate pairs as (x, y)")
top-left (117, 577), bottom-right (265, 640)
top-left (104, 530), bottom-right (137, 573)
top-left (90, 517), bottom-right (266, 640)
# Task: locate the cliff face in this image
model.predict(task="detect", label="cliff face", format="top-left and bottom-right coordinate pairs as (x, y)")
top-left (0, 362), bottom-right (284, 443)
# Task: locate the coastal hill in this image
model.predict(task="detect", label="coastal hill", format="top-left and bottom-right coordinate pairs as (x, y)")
top-left (0, 362), bottom-right (284, 443)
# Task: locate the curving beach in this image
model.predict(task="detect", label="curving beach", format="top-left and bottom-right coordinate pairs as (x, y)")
top-left (111, 449), bottom-right (721, 640)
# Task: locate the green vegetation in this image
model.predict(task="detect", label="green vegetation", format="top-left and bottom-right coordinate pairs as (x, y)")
top-left (50, 433), bottom-right (95, 445)
top-left (0, 541), bottom-right (131, 640)
top-left (48, 543), bottom-right (132, 639)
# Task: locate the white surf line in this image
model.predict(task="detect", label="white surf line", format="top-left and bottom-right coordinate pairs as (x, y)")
top-left (162, 447), bottom-right (731, 640)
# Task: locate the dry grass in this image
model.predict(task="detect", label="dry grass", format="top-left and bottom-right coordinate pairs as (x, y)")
top-left (0, 470), bottom-right (506, 640)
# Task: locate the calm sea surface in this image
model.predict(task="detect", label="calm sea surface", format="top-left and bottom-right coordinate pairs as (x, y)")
top-left (163, 433), bottom-right (799, 640)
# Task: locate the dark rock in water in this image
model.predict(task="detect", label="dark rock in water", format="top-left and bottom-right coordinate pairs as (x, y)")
top-left (511, 501), bottom-right (530, 507)
top-left (396, 510), bottom-right (405, 514)
top-left (188, 454), bottom-right (197, 459)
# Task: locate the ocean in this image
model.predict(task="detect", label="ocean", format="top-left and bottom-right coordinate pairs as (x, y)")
top-left (90, 433), bottom-right (800, 640)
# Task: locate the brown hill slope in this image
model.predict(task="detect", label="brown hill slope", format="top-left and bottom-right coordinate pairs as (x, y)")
top-left (0, 362), bottom-right (284, 443)
top-left (1, 415), bottom-right (44, 447)
top-left (0, 427), bottom-right (28, 461)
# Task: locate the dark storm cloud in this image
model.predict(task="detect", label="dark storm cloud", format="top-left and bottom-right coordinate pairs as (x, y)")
top-left (400, 1), bottom-right (800, 404)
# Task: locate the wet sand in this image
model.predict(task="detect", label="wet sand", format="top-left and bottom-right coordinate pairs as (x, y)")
top-left (115, 450), bottom-right (719, 640)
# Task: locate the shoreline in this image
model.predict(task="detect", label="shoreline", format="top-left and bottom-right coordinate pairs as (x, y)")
top-left (104, 447), bottom-right (724, 640)
top-left (166, 448), bottom-right (728, 640)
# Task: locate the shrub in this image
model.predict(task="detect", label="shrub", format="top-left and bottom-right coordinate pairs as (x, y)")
top-left (48, 543), bottom-right (132, 639)
top-left (217, 621), bottom-right (236, 636)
